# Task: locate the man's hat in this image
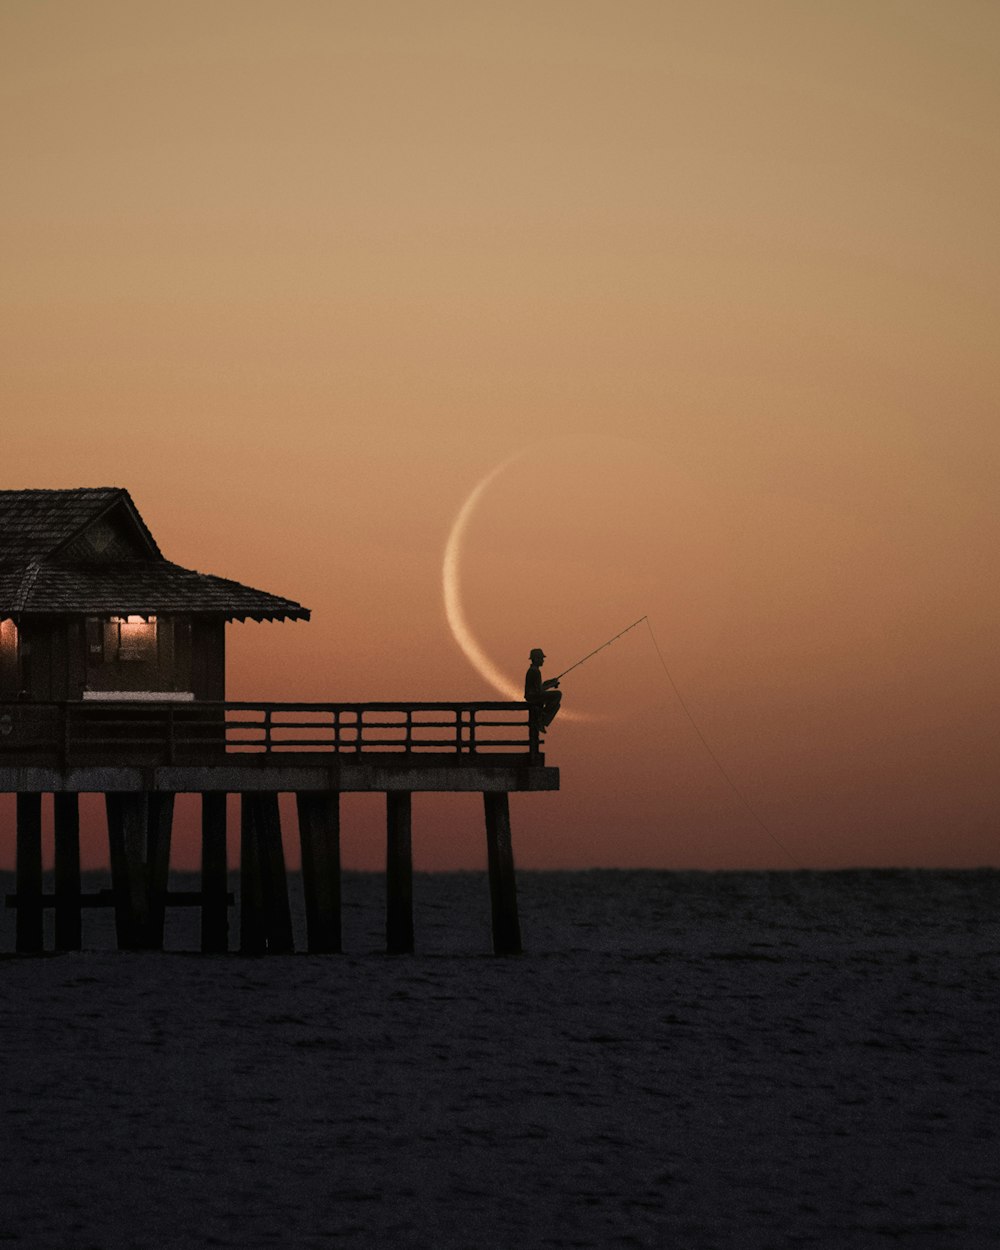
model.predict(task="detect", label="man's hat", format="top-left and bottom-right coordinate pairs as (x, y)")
top-left (530, 648), bottom-right (546, 662)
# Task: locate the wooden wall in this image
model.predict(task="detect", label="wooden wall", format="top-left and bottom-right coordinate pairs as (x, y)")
top-left (16, 619), bottom-right (60, 700)
top-left (191, 618), bottom-right (226, 699)
top-left (8, 614), bottom-right (228, 701)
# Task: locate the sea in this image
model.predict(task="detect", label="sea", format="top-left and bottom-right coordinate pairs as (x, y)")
top-left (1, 868), bottom-right (997, 1248)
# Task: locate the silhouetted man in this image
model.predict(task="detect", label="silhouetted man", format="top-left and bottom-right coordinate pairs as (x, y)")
top-left (525, 647), bottom-right (561, 732)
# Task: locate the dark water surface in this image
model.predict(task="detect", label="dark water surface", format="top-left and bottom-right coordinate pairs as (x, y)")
top-left (1, 870), bottom-right (997, 1248)
top-left (3, 865), bottom-right (998, 957)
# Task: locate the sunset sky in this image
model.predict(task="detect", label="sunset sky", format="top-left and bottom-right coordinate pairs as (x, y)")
top-left (3, 2), bottom-right (998, 870)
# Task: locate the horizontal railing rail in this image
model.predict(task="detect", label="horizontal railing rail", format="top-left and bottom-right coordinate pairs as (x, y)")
top-left (0, 700), bottom-right (545, 766)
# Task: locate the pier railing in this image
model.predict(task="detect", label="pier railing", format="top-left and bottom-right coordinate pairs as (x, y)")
top-left (0, 700), bottom-right (544, 768)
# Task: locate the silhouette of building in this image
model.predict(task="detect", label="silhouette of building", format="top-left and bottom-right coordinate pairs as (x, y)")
top-left (1, 488), bottom-right (555, 957)
top-left (0, 487), bottom-right (308, 702)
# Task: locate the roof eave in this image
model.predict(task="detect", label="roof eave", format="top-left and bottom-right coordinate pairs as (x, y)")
top-left (225, 609), bottom-right (312, 623)
top-left (4, 606), bottom-right (312, 621)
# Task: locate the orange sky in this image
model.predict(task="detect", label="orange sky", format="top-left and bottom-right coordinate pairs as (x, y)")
top-left (2, 2), bottom-right (998, 869)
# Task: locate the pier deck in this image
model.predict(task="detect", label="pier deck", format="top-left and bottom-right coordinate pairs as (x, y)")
top-left (1, 699), bottom-right (559, 955)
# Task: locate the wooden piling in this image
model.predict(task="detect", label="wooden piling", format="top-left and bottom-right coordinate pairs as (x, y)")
top-left (201, 793), bottom-right (228, 953)
top-left (483, 792), bottom-right (522, 956)
top-left (53, 792), bottom-right (82, 951)
top-left (15, 793), bottom-right (43, 953)
top-left (239, 794), bottom-right (266, 955)
top-left (106, 795), bottom-right (176, 950)
top-left (105, 792), bottom-right (153, 950)
top-left (257, 793), bottom-right (294, 954)
top-left (240, 793), bottom-right (293, 954)
top-left (296, 791), bottom-right (341, 954)
top-left (146, 793), bottom-right (174, 949)
top-left (385, 791), bottom-right (414, 954)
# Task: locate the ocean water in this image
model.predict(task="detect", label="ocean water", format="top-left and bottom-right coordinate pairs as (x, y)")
top-left (1, 870), bottom-right (997, 1248)
top-left (3, 866), bottom-right (997, 958)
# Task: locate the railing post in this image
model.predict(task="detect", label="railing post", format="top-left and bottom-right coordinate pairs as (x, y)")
top-left (264, 706), bottom-right (272, 754)
top-left (469, 708), bottom-right (477, 754)
top-left (405, 708), bottom-right (413, 753)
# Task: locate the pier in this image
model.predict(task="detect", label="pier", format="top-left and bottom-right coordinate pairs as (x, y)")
top-left (1, 698), bottom-right (558, 955)
top-left (1, 488), bottom-right (559, 957)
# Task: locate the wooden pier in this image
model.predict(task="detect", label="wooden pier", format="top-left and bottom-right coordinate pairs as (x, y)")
top-left (1, 698), bottom-right (558, 956)
top-left (0, 488), bottom-right (557, 957)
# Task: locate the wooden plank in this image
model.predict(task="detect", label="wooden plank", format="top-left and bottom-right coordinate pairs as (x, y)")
top-left (296, 791), bottom-right (341, 954)
top-left (484, 791), bottom-right (522, 956)
top-left (15, 793), bottom-right (43, 953)
top-left (200, 792), bottom-right (228, 953)
top-left (385, 791), bottom-right (414, 954)
top-left (53, 792), bottom-right (81, 951)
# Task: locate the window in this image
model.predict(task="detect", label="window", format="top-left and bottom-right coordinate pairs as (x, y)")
top-left (0, 618), bottom-right (17, 691)
top-left (109, 616), bottom-right (157, 662)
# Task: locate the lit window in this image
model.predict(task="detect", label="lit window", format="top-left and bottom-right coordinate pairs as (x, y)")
top-left (0, 618), bottom-right (15, 654)
top-left (113, 616), bottom-right (157, 662)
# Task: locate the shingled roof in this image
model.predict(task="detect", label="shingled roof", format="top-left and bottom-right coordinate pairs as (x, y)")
top-left (0, 489), bottom-right (309, 622)
top-left (0, 488), bottom-right (159, 562)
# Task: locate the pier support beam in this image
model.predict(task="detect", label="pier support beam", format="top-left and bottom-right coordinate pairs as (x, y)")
top-left (297, 792), bottom-right (341, 954)
top-left (484, 792), bottom-right (522, 956)
top-left (53, 793), bottom-right (81, 951)
top-left (240, 793), bottom-right (293, 954)
top-left (107, 792), bottom-right (148, 950)
top-left (201, 793), bottom-right (228, 954)
top-left (147, 793), bottom-right (174, 948)
top-left (386, 791), bottom-right (413, 954)
top-left (105, 792), bottom-right (174, 950)
top-left (15, 793), bottom-right (43, 953)
top-left (239, 794), bottom-right (265, 955)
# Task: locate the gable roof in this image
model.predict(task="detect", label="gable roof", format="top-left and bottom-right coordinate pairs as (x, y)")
top-left (0, 488), bottom-right (160, 562)
top-left (0, 488), bottom-right (309, 622)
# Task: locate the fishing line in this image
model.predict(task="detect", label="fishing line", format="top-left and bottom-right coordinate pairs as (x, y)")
top-left (553, 613), bottom-right (801, 866)
top-left (642, 617), bottom-right (802, 868)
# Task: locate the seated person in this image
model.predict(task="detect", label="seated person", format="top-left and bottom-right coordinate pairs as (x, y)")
top-left (524, 648), bottom-right (561, 732)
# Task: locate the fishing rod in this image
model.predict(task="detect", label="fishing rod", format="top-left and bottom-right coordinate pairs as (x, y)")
top-left (553, 616), bottom-right (648, 682)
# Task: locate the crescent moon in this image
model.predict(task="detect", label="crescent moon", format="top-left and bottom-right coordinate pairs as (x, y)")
top-left (442, 453), bottom-right (593, 722)
top-left (442, 454), bottom-right (523, 699)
